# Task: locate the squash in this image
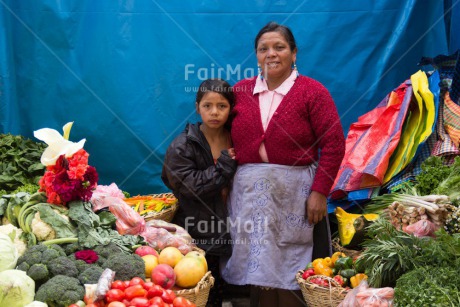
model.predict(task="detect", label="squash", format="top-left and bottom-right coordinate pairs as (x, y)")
top-left (335, 207), bottom-right (379, 248)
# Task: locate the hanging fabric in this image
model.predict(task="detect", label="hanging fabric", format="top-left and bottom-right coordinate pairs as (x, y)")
top-left (330, 80), bottom-right (412, 199)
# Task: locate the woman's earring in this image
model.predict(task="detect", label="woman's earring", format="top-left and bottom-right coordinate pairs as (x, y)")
top-left (257, 64), bottom-right (263, 80)
top-left (293, 62), bottom-right (299, 77)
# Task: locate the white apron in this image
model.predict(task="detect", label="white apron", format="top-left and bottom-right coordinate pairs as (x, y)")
top-left (221, 163), bottom-right (317, 290)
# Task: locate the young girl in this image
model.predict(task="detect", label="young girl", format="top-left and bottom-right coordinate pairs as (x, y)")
top-left (161, 78), bottom-right (236, 307)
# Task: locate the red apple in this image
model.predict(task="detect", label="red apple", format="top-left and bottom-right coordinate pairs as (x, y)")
top-left (151, 264), bottom-right (176, 289)
top-left (135, 246), bottom-right (159, 258)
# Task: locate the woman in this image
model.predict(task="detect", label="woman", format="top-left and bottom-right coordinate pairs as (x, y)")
top-left (221, 22), bottom-right (345, 306)
top-left (161, 79), bottom-right (236, 307)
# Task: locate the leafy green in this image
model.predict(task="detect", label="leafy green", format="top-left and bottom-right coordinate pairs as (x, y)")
top-left (67, 201), bottom-right (145, 253)
top-left (0, 134), bottom-right (46, 193)
top-left (394, 266), bottom-right (460, 306)
top-left (356, 218), bottom-right (460, 288)
top-left (414, 156), bottom-right (460, 203)
top-left (12, 184), bottom-right (40, 195)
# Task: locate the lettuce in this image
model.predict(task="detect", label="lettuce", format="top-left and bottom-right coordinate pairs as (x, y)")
top-left (0, 270), bottom-right (35, 307)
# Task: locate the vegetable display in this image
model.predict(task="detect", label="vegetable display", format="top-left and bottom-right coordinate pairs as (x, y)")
top-left (0, 134), bottom-right (46, 193)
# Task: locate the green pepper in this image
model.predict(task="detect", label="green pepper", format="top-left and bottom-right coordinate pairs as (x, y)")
top-left (334, 257), bottom-right (353, 270)
top-left (332, 267), bottom-right (338, 275)
top-left (340, 269), bottom-right (357, 279)
top-left (305, 262), bottom-right (314, 269)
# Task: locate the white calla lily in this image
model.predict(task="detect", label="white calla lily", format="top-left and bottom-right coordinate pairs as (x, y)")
top-left (33, 122), bottom-right (86, 166)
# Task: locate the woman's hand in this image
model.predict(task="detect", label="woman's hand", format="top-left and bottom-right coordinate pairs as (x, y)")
top-left (228, 147), bottom-right (236, 159)
top-left (305, 191), bottom-right (327, 225)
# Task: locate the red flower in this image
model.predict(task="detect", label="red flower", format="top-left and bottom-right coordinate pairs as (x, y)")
top-left (75, 250), bottom-right (99, 264)
top-left (67, 149), bottom-right (89, 180)
top-left (38, 149), bottom-right (98, 206)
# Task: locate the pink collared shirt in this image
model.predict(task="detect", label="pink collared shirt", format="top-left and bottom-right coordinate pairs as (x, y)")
top-left (253, 70), bottom-right (298, 162)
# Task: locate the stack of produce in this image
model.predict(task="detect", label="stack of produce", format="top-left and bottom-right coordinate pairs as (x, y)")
top-left (382, 194), bottom-right (456, 229)
top-left (300, 252), bottom-right (368, 289)
top-left (355, 218), bottom-right (460, 305)
top-left (124, 194), bottom-right (178, 216)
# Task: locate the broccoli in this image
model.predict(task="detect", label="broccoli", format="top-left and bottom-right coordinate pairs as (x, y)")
top-left (102, 253), bottom-right (146, 281)
top-left (35, 275), bottom-right (85, 307)
top-left (74, 259), bottom-right (93, 274)
top-left (16, 244), bottom-right (47, 267)
top-left (17, 261), bottom-right (30, 272)
top-left (41, 248), bottom-right (62, 264)
top-left (96, 256), bottom-right (107, 267)
top-left (94, 241), bottom-right (123, 259)
top-left (27, 263), bottom-right (50, 287)
top-left (63, 242), bottom-right (80, 255)
top-left (47, 256), bottom-right (78, 278)
top-left (78, 266), bottom-right (104, 284)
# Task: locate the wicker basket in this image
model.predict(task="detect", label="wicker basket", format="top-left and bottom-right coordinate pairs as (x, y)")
top-left (296, 271), bottom-right (349, 307)
top-left (143, 193), bottom-right (179, 222)
top-left (174, 271), bottom-right (215, 307)
top-left (332, 237), bottom-right (363, 259)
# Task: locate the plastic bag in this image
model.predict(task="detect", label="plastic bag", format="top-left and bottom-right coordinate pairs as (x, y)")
top-left (91, 183), bottom-right (125, 211)
top-left (339, 279), bottom-right (394, 307)
top-left (107, 196), bottom-right (195, 253)
top-left (108, 197), bottom-right (146, 235)
top-left (355, 287), bottom-right (394, 307)
top-left (339, 279), bottom-right (369, 307)
top-left (404, 219), bottom-right (438, 238)
top-left (143, 220), bottom-right (195, 254)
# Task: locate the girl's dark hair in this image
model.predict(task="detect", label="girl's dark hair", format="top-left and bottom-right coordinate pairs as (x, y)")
top-left (254, 21), bottom-right (297, 52)
top-left (196, 78), bottom-right (234, 109)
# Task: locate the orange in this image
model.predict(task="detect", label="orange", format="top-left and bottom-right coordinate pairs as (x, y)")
top-left (185, 251), bottom-right (208, 272)
top-left (174, 257), bottom-right (206, 288)
top-left (158, 246), bottom-right (184, 268)
top-left (142, 254), bottom-right (159, 277)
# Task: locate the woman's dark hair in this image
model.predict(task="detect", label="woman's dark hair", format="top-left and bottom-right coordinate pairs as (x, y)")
top-left (196, 78), bottom-right (234, 109)
top-left (254, 21), bottom-right (297, 52)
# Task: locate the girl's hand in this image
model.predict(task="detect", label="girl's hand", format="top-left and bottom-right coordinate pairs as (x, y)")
top-left (305, 191), bottom-right (327, 225)
top-left (228, 147), bottom-right (236, 159)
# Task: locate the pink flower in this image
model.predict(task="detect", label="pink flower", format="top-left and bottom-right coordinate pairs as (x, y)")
top-left (75, 250), bottom-right (99, 264)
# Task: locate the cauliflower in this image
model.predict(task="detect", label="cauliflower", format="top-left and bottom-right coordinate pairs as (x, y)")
top-left (31, 212), bottom-right (56, 241)
top-left (0, 224), bottom-right (27, 255)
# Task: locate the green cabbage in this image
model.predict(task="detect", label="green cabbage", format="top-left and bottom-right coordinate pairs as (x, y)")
top-left (0, 232), bottom-right (18, 272)
top-left (0, 270), bottom-right (35, 307)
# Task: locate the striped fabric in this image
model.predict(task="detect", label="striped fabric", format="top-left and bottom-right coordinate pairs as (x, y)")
top-left (443, 91), bottom-right (460, 146)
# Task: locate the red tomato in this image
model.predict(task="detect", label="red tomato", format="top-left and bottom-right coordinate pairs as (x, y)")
top-left (161, 290), bottom-right (176, 304)
top-left (149, 296), bottom-right (165, 307)
top-left (112, 280), bottom-right (127, 291)
top-left (173, 297), bottom-right (196, 307)
top-left (143, 281), bottom-right (154, 290)
top-left (147, 285), bottom-right (165, 298)
top-left (68, 305), bottom-right (80, 307)
top-left (124, 280), bottom-right (131, 288)
top-left (130, 297), bottom-right (150, 307)
top-left (129, 277), bottom-right (145, 287)
top-left (107, 302), bottom-right (127, 307)
top-left (124, 285), bottom-right (147, 300)
top-left (106, 289), bottom-right (126, 303)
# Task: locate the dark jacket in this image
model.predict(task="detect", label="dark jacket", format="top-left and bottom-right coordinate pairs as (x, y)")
top-left (161, 123), bottom-right (237, 256)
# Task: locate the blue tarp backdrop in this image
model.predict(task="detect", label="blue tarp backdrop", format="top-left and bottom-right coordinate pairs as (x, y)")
top-left (1, 1), bottom-right (459, 196)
